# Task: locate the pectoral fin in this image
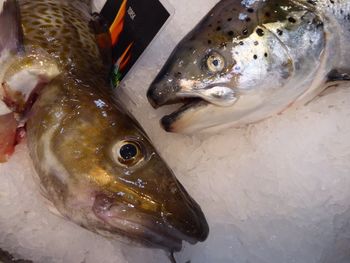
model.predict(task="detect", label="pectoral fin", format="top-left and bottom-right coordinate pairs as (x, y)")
top-left (307, 69), bottom-right (350, 102)
top-left (327, 69), bottom-right (350, 83)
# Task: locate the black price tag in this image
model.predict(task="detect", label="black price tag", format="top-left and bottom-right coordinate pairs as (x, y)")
top-left (100, 0), bottom-right (170, 87)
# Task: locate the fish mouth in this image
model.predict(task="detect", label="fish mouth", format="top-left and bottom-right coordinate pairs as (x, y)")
top-left (159, 98), bottom-right (208, 133)
top-left (92, 193), bottom-right (208, 251)
top-left (147, 84), bottom-right (209, 133)
top-left (147, 78), bottom-right (237, 132)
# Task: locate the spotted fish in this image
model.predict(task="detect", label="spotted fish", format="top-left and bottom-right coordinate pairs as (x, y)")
top-left (0, 0), bottom-right (209, 251)
top-left (147, 0), bottom-right (350, 133)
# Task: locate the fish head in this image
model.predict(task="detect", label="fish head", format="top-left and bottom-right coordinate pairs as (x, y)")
top-left (148, 8), bottom-right (240, 109)
top-left (148, 0), bottom-right (325, 133)
top-left (28, 80), bottom-right (209, 251)
top-left (88, 122), bottom-right (210, 251)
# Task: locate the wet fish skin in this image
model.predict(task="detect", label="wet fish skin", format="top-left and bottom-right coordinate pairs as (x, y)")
top-left (148, 0), bottom-right (350, 133)
top-left (0, 0), bottom-right (209, 251)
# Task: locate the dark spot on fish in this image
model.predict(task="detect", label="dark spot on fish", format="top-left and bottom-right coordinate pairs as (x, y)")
top-left (227, 17), bottom-right (232, 21)
top-left (239, 41), bottom-right (244, 45)
top-left (245, 17), bottom-right (251, 22)
top-left (264, 53), bottom-right (268, 57)
top-left (247, 8), bottom-right (254, 13)
top-left (265, 12), bottom-right (271, 17)
top-left (253, 55), bottom-right (258, 59)
top-left (277, 29), bottom-right (283, 36)
top-left (254, 41), bottom-right (259, 46)
top-left (216, 26), bottom-right (221, 31)
top-left (329, 0), bottom-right (334, 3)
top-left (228, 31), bottom-right (234, 37)
top-left (208, 40), bottom-right (212, 44)
top-left (174, 72), bottom-right (182, 78)
top-left (256, 28), bottom-right (264, 36)
top-left (242, 29), bottom-right (248, 35)
top-left (288, 17), bottom-right (297, 23)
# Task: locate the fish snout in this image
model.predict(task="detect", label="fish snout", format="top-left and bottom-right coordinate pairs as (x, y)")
top-left (92, 187), bottom-right (209, 250)
top-left (162, 195), bottom-right (209, 244)
top-left (147, 75), bottom-right (181, 108)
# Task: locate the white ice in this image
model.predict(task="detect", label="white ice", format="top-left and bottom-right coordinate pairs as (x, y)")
top-left (1, 0), bottom-right (350, 263)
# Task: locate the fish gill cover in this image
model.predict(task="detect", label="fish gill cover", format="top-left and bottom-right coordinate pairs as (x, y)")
top-left (100, 0), bottom-right (170, 87)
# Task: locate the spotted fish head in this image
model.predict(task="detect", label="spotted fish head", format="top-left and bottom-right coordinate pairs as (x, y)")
top-left (148, 0), bottom-right (326, 133)
top-left (27, 77), bottom-right (209, 252)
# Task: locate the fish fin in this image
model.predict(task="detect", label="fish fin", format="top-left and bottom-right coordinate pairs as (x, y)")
top-left (0, 0), bottom-right (23, 54)
top-left (327, 69), bottom-right (350, 82)
top-left (302, 69), bottom-right (350, 104)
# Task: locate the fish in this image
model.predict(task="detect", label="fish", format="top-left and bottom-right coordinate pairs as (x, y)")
top-left (147, 0), bottom-right (350, 133)
top-left (0, 0), bottom-right (209, 252)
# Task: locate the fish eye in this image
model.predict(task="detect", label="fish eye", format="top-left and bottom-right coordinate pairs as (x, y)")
top-left (206, 52), bottom-right (225, 73)
top-left (112, 140), bottom-right (145, 167)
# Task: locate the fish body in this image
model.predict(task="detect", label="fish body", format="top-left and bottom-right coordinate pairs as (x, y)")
top-left (147, 0), bottom-right (350, 133)
top-left (0, 0), bottom-right (209, 251)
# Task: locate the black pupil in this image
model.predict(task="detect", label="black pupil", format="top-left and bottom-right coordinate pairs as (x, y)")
top-left (120, 143), bottom-right (138, 160)
top-left (212, 59), bottom-right (219, 67)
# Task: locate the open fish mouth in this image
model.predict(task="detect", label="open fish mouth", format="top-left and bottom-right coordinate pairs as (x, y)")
top-left (147, 84), bottom-right (211, 133)
top-left (147, 77), bottom-right (238, 132)
top-left (158, 98), bottom-right (208, 132)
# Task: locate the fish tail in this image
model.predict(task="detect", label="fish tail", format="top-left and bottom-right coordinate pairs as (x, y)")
top-left (0, 0), bottom-right (23, 54)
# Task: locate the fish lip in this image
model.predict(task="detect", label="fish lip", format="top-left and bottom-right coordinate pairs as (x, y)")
top-left (92, 195), bottom-right (203, 251)
top-left (161, 99), bottom-right (208, 132)
top-left (148, 81), bottom-right (209, 132)
top-left (147, 81), bottom-right (182, 109)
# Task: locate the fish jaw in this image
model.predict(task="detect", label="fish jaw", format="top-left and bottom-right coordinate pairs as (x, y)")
top-left (92, 186), bottom-right (208, 251)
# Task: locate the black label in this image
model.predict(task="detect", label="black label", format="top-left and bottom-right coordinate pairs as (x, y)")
top-left (100, 0), bottom-right (170, 87)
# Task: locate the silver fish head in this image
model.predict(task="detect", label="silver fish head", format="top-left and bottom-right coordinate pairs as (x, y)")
top-left (148, 0), bottom-right (327, 133)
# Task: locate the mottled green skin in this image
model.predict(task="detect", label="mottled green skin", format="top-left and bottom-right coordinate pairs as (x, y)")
top-left (16, 0), bottom-right (208, 250)
top-left (20, 0), bottom-right (104, 77)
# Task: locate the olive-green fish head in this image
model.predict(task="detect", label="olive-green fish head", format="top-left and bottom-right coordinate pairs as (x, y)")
top-left (148, 0), bottom-right (326, 133)
top-left (27, 78), bottom-right (209, 251)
